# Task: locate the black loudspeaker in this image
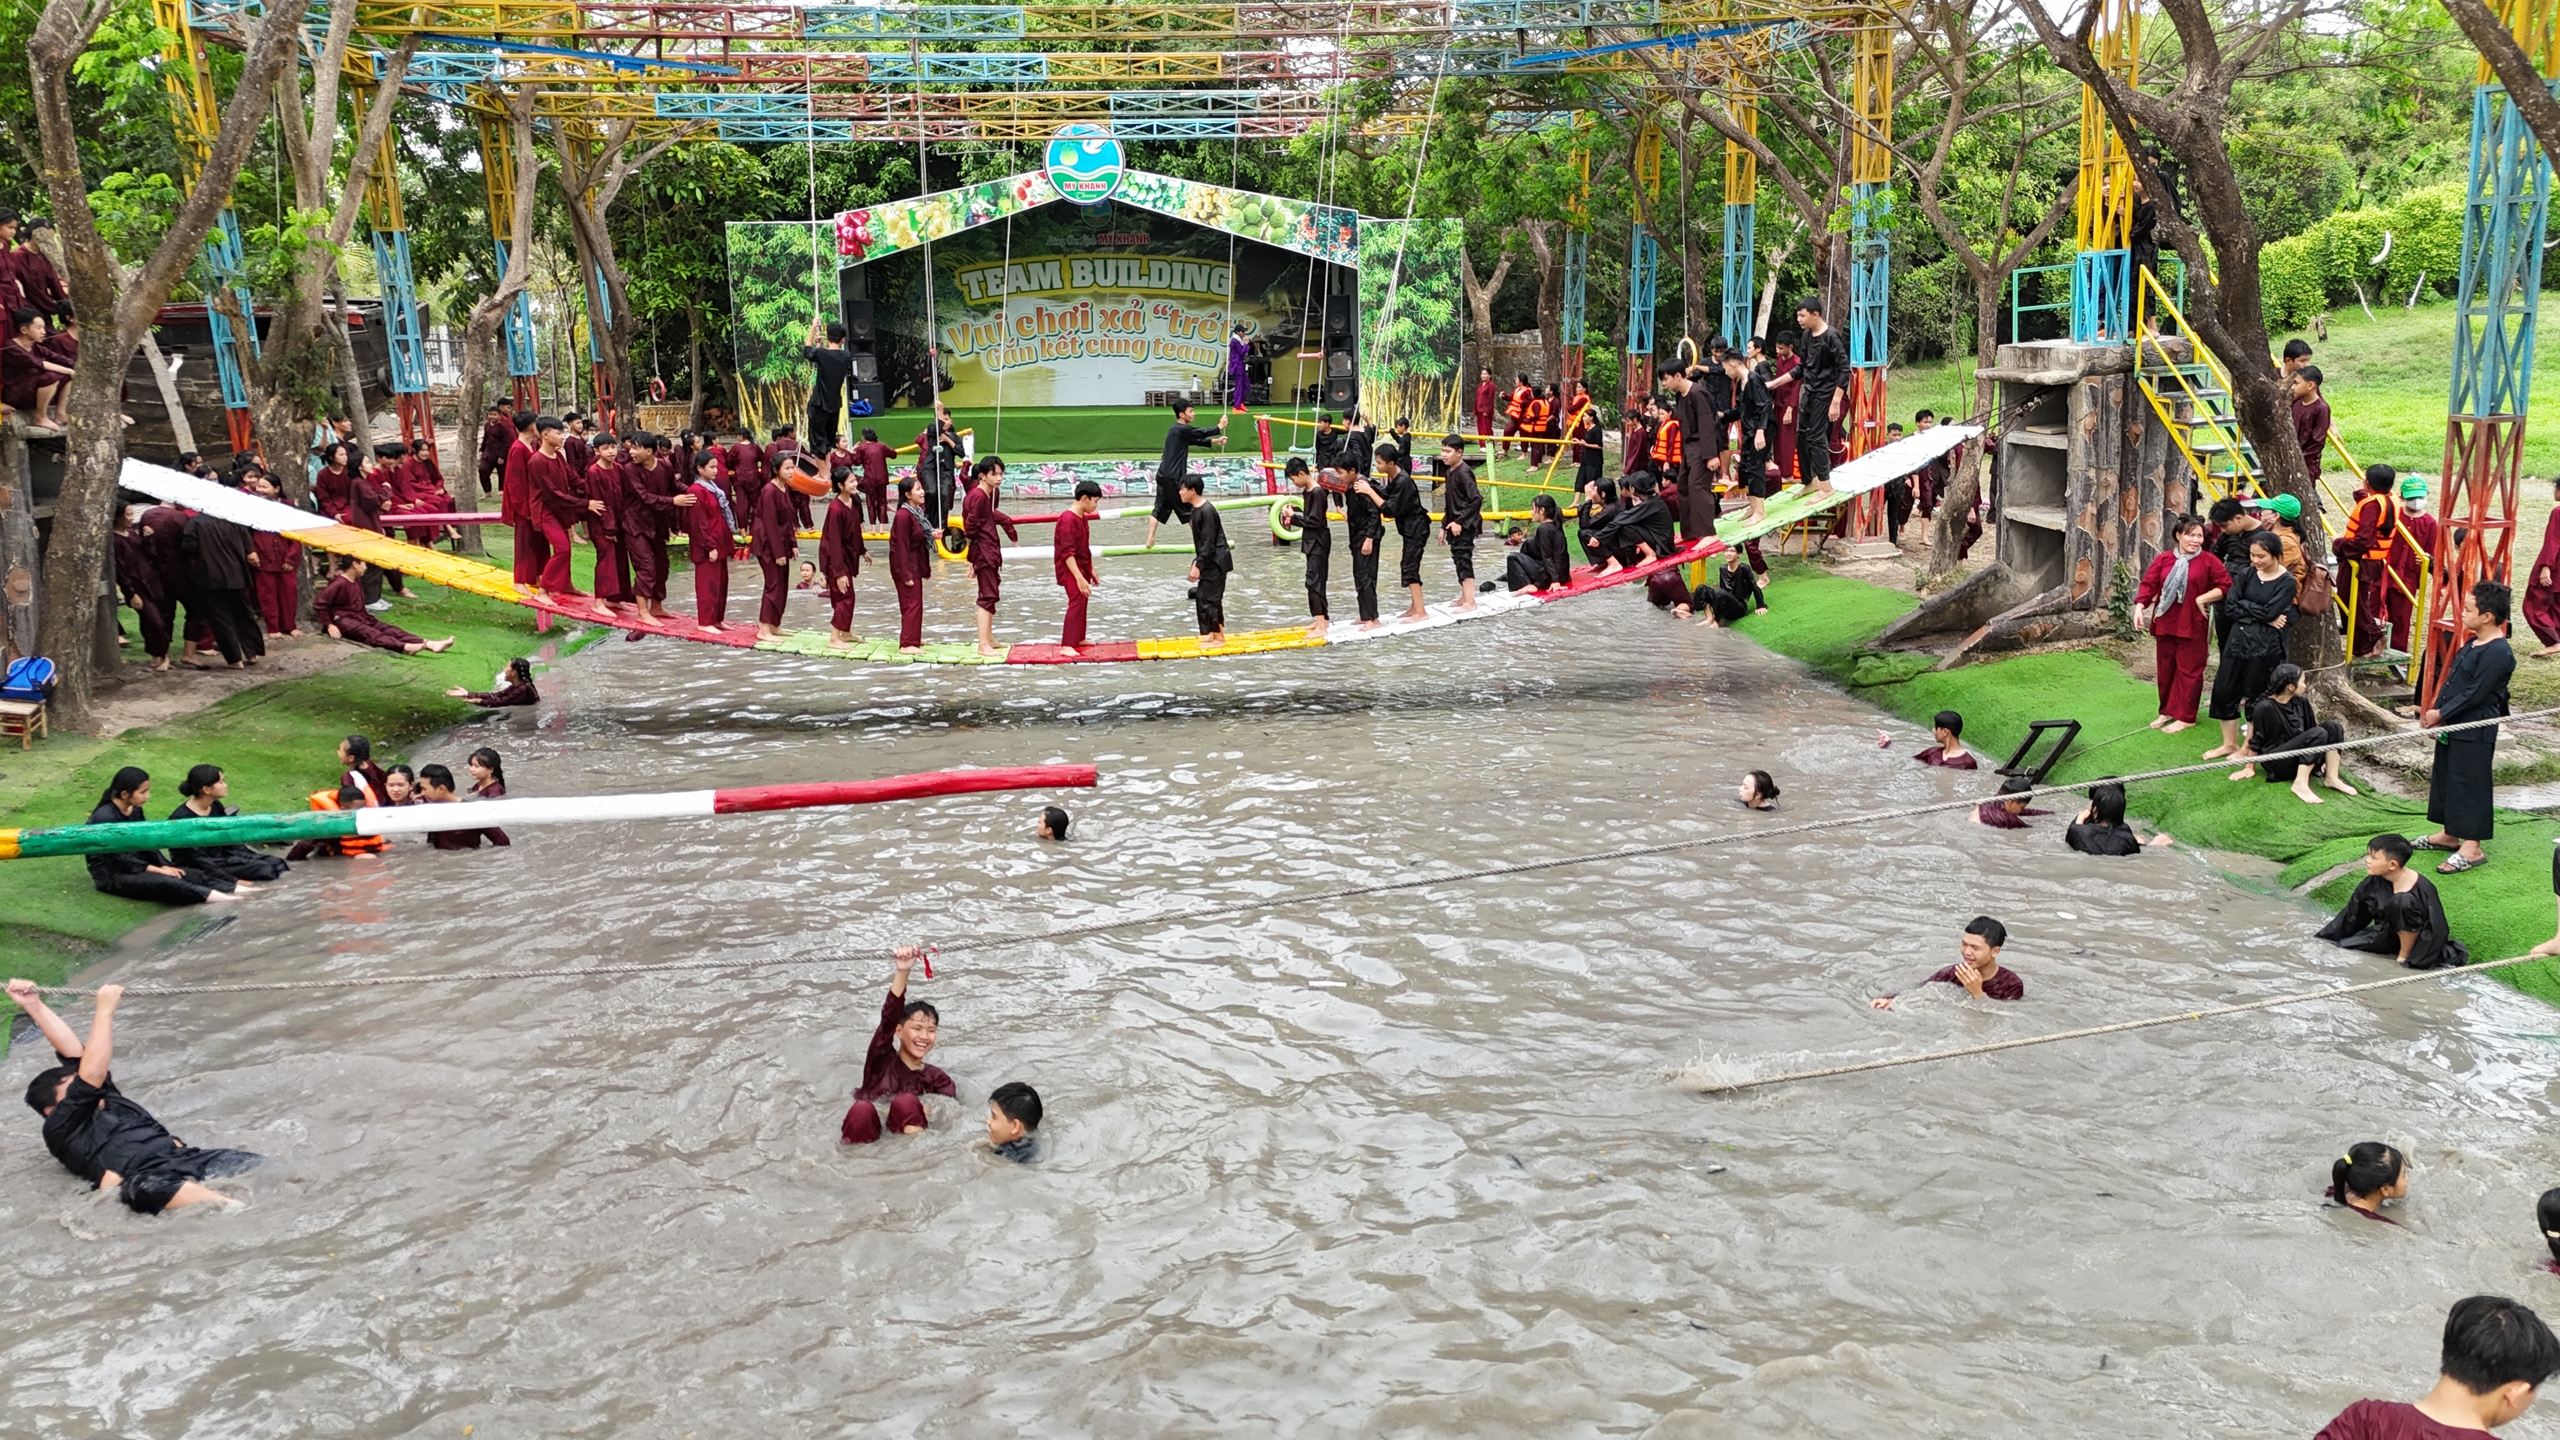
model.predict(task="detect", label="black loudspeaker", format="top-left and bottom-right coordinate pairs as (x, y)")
top-left (1321, 292), bottom-right (1357, 409)
top-left (840, 299), bottom-right (876, 346)
top-left (845, 382), bottom-right (888, 419)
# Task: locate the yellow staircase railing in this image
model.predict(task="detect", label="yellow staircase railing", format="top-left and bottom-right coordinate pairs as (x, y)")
top-left (2132, 266), bottom-right (2261, 503)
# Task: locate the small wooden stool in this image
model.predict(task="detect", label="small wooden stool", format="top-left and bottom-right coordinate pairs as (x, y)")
top-left (0, 698), bottom-right (46, 749)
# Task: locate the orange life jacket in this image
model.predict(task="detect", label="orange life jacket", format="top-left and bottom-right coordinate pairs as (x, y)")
top-left (1651, 420), bottom-right (1683, 469)
top-left (307, 780), bottom-right (388, 854)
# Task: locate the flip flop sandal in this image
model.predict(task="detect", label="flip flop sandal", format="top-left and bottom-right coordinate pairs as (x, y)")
top-left (2411, 838), bottom-right (2457, 852)
top-left (2438, 855), bottom-right (2488, 874)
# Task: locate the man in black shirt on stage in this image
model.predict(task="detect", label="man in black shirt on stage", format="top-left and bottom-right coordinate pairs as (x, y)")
top-left (803, 319), bottom-right (856, 454)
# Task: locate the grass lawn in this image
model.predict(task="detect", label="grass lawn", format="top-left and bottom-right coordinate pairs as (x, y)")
top-left (0, 561), bottom-right (602, 993)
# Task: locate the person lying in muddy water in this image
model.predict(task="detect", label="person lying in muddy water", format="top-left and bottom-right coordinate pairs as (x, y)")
top-left (1871, 916), bottom-right (2023, 1007)
top-left (12, 980), bottom-right (262, 1213)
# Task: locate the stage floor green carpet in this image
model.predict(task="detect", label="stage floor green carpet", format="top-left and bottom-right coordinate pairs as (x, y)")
top-left (909, 404), bottom-right (1364, 459)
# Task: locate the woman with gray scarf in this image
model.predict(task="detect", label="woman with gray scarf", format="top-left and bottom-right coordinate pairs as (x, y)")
top-left (2134, 514), bottom-right (2232, 733)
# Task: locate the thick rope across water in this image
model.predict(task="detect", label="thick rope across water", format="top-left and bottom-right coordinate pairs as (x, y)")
top-left (33, 702), bottom-right (2555, 1000)
top-left (1687, 948), bottom-right (2558, 1095)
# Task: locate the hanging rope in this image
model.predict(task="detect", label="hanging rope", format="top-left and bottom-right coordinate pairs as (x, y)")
top-left (994, 154), bottom-right (1014, 453)
top-left (1365, 32), bottom-right (1456, 394)
top-left (913, 53), bottom-right (938, 416)
top-left (34, 702), bottom-right (2553, 1000)
top-left (805, 63), bottom-right (823, 317)
top-left (1688, 949), bottom-right (2560, 1096)
top-left (1222, 121), bottom-right (1242, 411)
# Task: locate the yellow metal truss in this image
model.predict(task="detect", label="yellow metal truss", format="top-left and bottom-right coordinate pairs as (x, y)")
top-left (2073, 0), bottom-right (2140, 255)
top-left (1723, 84), bottom-right (1756, 201)
top-left (1849, 21), bottom-right (1891, 184)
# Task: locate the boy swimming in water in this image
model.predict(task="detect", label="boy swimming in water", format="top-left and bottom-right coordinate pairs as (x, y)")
top-left (986, 1081), bottom-right (1043, 1163)
top-left (840, 946), bottom-right (955, 1144)
top-left (1870, 916), bottom-right (2022, 1007)
top-left (2315, 1295), bottom-right (2559, 1437)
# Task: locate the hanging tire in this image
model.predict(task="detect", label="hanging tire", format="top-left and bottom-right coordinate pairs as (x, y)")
top-left (935, 526), bottom-right (969, 563)
top-left (1269, 495), bottom-right (1300, 543)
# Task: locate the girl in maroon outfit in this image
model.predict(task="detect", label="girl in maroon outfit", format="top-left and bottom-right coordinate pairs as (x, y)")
top-left (751, 465), bottom-right (804, 637)
top-left (317, 558), bottom-right (450, 653)
top-left (818, 467), bottom-right (867, 646)
top-left (2525, 478), bottom-right (2560, 652)
top-left (840, 947), bottom-right (955, 1145)
top-left (2134, 515), bottom-right (2231, 731)
top-left (888, 473), bottom-right (933, 651)
top-left (679, 449), bottom-right (733, 631)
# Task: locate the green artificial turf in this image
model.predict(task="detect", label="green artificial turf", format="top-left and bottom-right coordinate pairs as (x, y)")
top-left (1741, 563), bottom-right (2560, 1008)
top-left (0, 571), bottom-right (604, 993)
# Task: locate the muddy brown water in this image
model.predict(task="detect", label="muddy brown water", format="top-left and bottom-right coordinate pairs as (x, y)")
top-left (8, 534), bottom-right (2560, 1438)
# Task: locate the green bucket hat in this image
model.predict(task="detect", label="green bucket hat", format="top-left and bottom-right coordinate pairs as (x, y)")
top-left (2244, 492), bottom-right (2302, 520)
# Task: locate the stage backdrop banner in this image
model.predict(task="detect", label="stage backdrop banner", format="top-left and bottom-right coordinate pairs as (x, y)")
top-left (833, 170), bottom-right (1360, 269)
top-left (893, 204), bottom-right (1314, 410)
top-left (726, 220), bottom-right (833, 439)
top-left (1357, 218), bottom-right (1465, 430)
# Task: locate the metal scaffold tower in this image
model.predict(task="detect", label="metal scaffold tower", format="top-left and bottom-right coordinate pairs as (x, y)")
top-left (1625, 118), bottom-right (1665, 410)
top-left (473, 103), bottom-right (545, 412)
top-left (2427, 0), bottom-right (2558, 705)
top-left (357, 74), bottom-right (438, 468)
top-left (1720, 82), bottom-right (1757, 346)
top-left (1843, 21), bottom-right (1893, 540)
top-left (2071, 0), bottom-right (2141, 342)
top-left (152, 0), bottom-right (261, 455)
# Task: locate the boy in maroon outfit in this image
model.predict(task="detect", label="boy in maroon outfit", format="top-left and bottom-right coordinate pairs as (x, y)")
top-left (765, 422), bottom-right (808, 528)
top-left (620, 433), bottom-right (678, 621)
top-left (840, 946), bottom-right (956, 1144)
top-left (581, 437), bottom-right (630, 604)
top-left (1055, 479), bottom-right (1102, 653)
top-left (848, 427), bottom-right (893, 523)
top-left (529, 419), bottom-right (608, 617)
top-left (2316, 1295), bottom-right (2558, 1439)
top-left (962, 455), bottom-right (1020, 656)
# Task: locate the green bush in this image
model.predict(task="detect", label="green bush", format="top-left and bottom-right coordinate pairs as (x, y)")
top-left (2254, 182), bottom-right (2466, 329)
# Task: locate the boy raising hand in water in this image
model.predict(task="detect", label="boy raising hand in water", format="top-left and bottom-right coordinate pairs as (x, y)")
top-left (841, 946), bottom-right (955, 1144)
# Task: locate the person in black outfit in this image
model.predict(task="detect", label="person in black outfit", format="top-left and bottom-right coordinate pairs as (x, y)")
top-left (12, 978), bottom-right (262, 1212)
top-left (803, 319), bottom-right (855, 453)
top-left (1679, 557), bottom-right (1769, 627)
top-left (1505, 493), bottom-right (1573, 593)
top-left (1792, 298), bottom-right (1851, 491)
top-left (1181, 474), bottom-right (1232, 644)
top-left (180, 489), bottom-right (262, 668)
top-left (1379, 444), bottom-right (1432, 621)
top-left (2229, 663), bottom-right (2359, 804)
top-left (1311, 413), bottom-right (1345, 476)
top-left (1346, 463), bottom-right (1386, 628)
top-left (1341, 411), bottom-right (1375, 480)
top-left (1592, 473), bottom-right (1677, 573)
top-left (2317, 833), bottom-right (2470, 970)
top-left (2064, 780), bottom-right (2173, 855)
top-left (2204, 496), bottom-right (2263, 653)
top-left (1146, 401), bottom-right (1228, 550)
top-left (1285, 458), bottom-right (1333, 635)
top-left (1720, 351), bottom-right (1776, 521)
top-left (2204, 530), bottom-right (2294, 761)
top-left (165, 763), bottom-right (291, 883)
top-left (83, 767), bottom-right (241, 906)
top-left (1438, 435), bottom-right (1484, 611)
top-left (2419, 581), bottom-right (2517, 874)
top-left (916, 407), bottom-right (964, 534)
top-left (1576, 477), bottom-right (1619, 564)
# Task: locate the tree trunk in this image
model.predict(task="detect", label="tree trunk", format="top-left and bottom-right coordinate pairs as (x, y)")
top-left (1457, 240), bottom-right (1514, 359)
top-left (331, 286), bottom-right (373, 450)
top-left (27, 0), bottom-right (314, 727)
top-left (137, 328), bottom-right (196, 457)
top-left (1929, 273), bottom-right (2006, 575)
top-left (1521, 220), bottom-right (1563, 388)
top-left (1755, 226), bottom-right (1797, 342)
top-left (686, 298), bottom-right (706, 430)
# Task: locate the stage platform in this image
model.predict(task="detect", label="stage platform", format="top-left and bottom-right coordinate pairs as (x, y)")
top-left (910, 403), bottom-right (1340, 459)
